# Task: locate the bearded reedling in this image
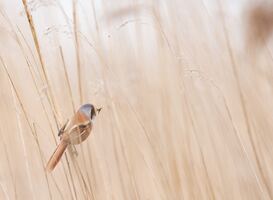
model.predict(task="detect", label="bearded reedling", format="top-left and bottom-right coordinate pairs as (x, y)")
top-left (46, 104), bottom-right (102, 172)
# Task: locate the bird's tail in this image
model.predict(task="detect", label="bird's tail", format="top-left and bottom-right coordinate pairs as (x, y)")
top-left (46, 141), bottom-right (68, 172)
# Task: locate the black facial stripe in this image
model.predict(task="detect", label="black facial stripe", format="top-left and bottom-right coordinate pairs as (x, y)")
top-left (91, 106), bottom-right (96, 118)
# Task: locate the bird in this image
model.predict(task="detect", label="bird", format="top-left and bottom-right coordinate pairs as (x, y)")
top-left (46, 104), bottom-right (102, 172)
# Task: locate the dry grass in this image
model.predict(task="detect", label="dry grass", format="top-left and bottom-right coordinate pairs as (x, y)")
top-left (1, 0), bottom-right (273, 199)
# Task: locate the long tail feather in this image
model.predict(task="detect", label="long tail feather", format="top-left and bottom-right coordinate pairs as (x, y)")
top-left (46, 141), bottom-right (68, 172)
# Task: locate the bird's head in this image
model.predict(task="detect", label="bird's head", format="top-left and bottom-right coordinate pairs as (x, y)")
top-left (81, 104), bottom-right (102, 120)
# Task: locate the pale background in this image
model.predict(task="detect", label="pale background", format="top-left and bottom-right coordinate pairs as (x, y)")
top-left (0, 0), bottom-right (273, 199)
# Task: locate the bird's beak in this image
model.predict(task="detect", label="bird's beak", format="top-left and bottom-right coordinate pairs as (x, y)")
top-left (96, 107), bottom-right (102, 114)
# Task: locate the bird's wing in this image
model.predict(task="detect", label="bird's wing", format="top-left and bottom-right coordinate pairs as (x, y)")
top-left (68, 121), bottom-right (92, 141)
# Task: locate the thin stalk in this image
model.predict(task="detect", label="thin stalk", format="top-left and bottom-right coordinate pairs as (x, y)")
top-left (33, 123), bottom-right (53, 200)
top-left (21, 0), bottom-right (61, 128)
top-left (1, 57), bottom-right (65, 199)
top-left (0, 182), bottom-right (10, 200)
top-left (217, 0), bottom-right (271, 198)
top-left (7, 68), bottom-right (35, 200)
top-left (1, 131), bottom-right (18, 200)
top-left (68, 146), bottom-right (91, 199)
top-left (65, 153), bottom-right (78, 200)
top-left (73, 0), bottom-right (83, 104)
top-left (59, 46), bottom-right (76, 113)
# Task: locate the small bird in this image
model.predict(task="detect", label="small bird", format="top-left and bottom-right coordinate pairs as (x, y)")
top-left (46, 104), bottom-right (101, 172)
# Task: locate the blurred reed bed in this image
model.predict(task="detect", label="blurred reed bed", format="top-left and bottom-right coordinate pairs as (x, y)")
top-left (0, 0), bottom-right (273, 200)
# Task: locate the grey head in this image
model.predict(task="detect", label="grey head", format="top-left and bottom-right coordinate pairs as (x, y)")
top-left (80, 104), bottom-right (102, 120)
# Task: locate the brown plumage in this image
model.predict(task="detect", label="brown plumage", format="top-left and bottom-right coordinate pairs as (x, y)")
top-left (46, 104), bottom-right (101, 172)
top-left (46, 141), bottom-right (68, 172)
